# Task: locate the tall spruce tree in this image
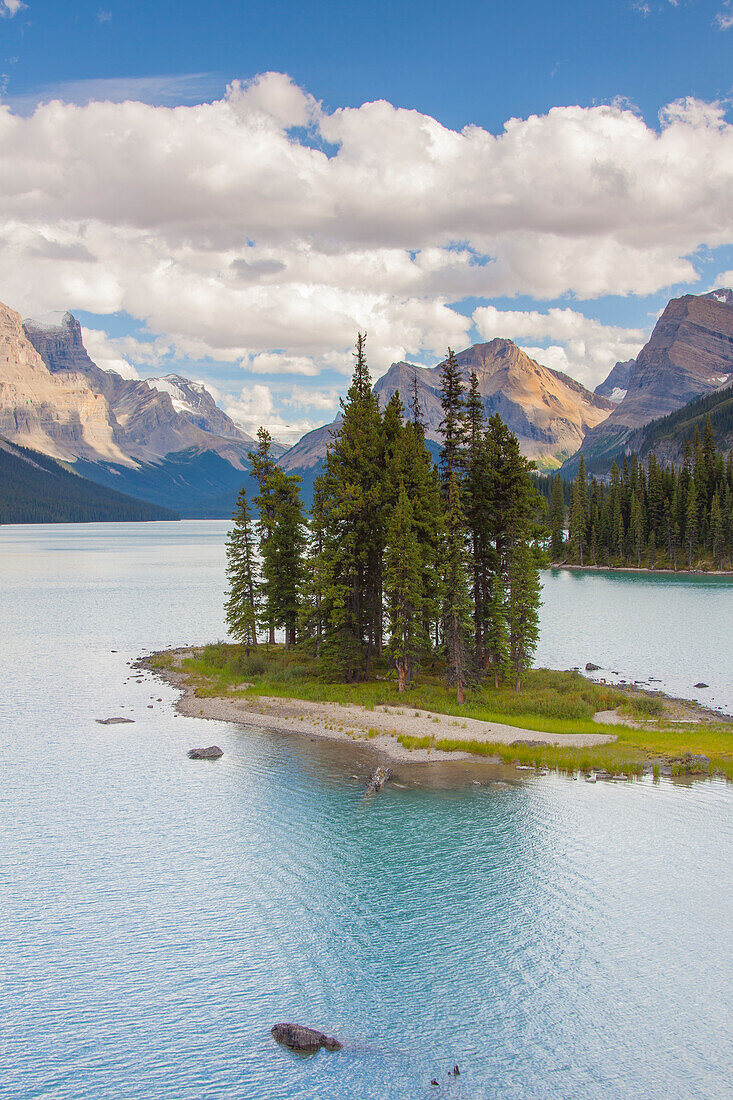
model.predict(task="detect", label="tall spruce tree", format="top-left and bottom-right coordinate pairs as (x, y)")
top-left (384, 484), bottom-right (423, 691)
top-left (486, 572), bottom-right (510, 689)
top-left (438, 347), bottom-right (467, 487)
top-left (549, 473), bottom-right (565, 560)
top-left (225, 488), bottom-right (259, 651)
top-left (259, 468), bottom-right (307, 648)
top-left (443, 473), bottom-right (473, 704)
top-left (507, 541), bottom-right (541, 692)
top-left (316, 333), bottom-right (384, 679)
top-left (250, 427), bottom-right (279, 643)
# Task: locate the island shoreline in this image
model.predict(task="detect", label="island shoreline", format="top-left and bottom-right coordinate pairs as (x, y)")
top-left (139, 647), bottom-right (732, 781)
top-left (140, 648), bottom-right (617, 770)
top-left (549, 562), bottom-right (733, 577)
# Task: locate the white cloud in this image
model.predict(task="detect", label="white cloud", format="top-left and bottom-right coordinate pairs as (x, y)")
top-left (281, 385), bottom-right (341, 412)
top-left (246, 352), bottom-right (322, 376)
top-left (81, 327), bottom-right (140, 379)
top-left (223, 383), bottom-right (319, 444)
top-left (1, 76), bottom-right (733, 385)
top-left (472, 305), bottom-right (645, 387)
top-left (0, 1), bottom-right (25, 17)
top-left (715, 3), bottom-right (733, 29)
top-left (81, 327), bottom-right (175, 378)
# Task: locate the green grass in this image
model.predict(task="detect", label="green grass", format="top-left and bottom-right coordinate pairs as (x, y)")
top-left (149, 642), bottom-right (733, 780)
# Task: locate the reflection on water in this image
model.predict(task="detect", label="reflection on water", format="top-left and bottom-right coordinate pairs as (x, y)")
top-left (538, 566), bottom-right (733, 714)
top-left (0, 523), bottom-right (731, 1099)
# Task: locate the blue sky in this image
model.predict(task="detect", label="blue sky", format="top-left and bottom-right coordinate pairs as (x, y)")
top-left (2, 0), bottom-right (733, 441)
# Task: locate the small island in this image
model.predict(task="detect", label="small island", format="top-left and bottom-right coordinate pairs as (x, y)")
top-left (150, 337), bottom-right (733, 782)
top-left (148, 644), bottom-right (733, 781)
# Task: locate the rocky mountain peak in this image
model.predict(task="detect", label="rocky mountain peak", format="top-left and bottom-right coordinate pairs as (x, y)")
top-left (281, 339), bottom-right (612, 472)
top-left (565, 289), bottom-right (733, 474)
top-left (703, 287), bottom-right (733, 307)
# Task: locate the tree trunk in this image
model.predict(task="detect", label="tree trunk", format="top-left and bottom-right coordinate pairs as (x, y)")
top-left (396, 659), bottom-right (406, 693)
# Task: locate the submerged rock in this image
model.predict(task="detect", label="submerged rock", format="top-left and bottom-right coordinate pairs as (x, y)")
top-left (270, 1023), bottom-right (342, 1052)
top-left (96, 717), bottom-right (135, 725)
top-left (365, 766), bottom-right (392, 794)
top-left (187, 745), bottom-right (223, 759)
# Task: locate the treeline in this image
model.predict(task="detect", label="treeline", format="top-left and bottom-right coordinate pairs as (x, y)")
top-left (226, 335), bottom-right (545, 697)
top-left (641, 383), bottom-right (733, 455)
top-left (550, 417), bottom-right (733, 570)
top-left (0, 440), bottom-right (176, 524)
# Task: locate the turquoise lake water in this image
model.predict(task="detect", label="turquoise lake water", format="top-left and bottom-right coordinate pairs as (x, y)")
top-left (1, 521), bottom-right (732, 1099)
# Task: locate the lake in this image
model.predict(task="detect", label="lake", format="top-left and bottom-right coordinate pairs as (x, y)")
top-left (1, 521), bottom-right (731, 1099)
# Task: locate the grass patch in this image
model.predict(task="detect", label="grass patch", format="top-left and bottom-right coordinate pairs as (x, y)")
top-left (149, 642), bottom-right (733, 780)
top-left (620, 696), bottom-right (665, 718)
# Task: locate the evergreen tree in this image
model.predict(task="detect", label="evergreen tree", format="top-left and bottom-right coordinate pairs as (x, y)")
top-left (569, 479), bottom-right (587, 565)
top-left (486, 572), bottom-right (509, 689)
top-left (711, 492), bottom-right (724, 569)
top-left (549, 473), bottom-right (565, 560)
top-left (384, 485), bottom-right (423, 691)
top-left (686, 480), bottom-right (698, 568)
top-left (250, 427), bottom-right (279, 643)
top-left (464, 371), bottom-right (489, 661)
top-left (507, 541), bottom-right (541, 692)
top-left (443, 473), bottom-right (473, 704)
top-left (259, 469), bottom-right (307, 648)
top-left (438, 347), bottom-right (467, 487)
top-left (225, 488), bottom-right (259, 651)
top-left (410, 370), bottom-right (426, 436)
top-left (316, 333), bottom-right (384, 678)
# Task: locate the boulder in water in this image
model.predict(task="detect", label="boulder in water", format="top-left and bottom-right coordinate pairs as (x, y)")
top-left (585, 662), bottom-right (602, 671)
top-left (96, 717), bottom-right (134, 725)
top-left (694, 682), bottom-right (708, 689)
top-left (270, 1023), bottom-right (342, 1052)
top-left (187, 746), bottom-right (223, 759)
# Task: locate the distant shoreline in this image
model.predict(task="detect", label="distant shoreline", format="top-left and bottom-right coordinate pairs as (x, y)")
top-left (548, 563), bottom-right (733, 578)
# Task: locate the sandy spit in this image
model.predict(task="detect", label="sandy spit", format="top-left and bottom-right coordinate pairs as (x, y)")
top-left (142, 648), bottom-right (616, 767)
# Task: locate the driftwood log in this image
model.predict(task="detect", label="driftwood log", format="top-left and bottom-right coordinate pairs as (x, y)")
top-left (187, 745), bottom-right (224, 759)
top-left (365, 766), bottom-right (392, 794)
top-left (270, 1023), bottom-right (342, 1052)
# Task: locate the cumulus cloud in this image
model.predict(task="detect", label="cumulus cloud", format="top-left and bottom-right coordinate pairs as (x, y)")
top-left (0, 1), bottom-right (25, 17)
top-left (223, 383), bottom-right (320, 444)
top-left (715, 2), bottom-right (733, 29)
top-left (81, 327), bottom-right (176, 379)
top-left (282, 385), bottom-right (341, 412)
top-left (81, 328), bottom-right (141, 379)
top-left (472, 305), bottom-right (646, 388)
top-left (1, 74), bottom-right (733, 386)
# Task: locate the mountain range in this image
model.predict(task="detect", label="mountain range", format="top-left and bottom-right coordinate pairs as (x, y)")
top-left (281, 340), bottom-right (613, 475)
top-left (563, 290), bottom-right (733, 475)
top-left (3, 287), bottom-right (733, 521)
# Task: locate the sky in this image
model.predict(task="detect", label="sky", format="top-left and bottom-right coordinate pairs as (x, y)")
top-left (2, 0), bottom-right (733, 443)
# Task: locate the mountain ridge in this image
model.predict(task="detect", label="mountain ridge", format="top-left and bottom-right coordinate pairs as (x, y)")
top-left (280, 339), bottom-right (612, 474)
top-left (563, 290), bottom-right (733, 475)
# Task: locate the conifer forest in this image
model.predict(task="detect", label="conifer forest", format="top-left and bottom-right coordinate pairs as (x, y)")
top-left (226, 335), bottom-right (544, 698)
